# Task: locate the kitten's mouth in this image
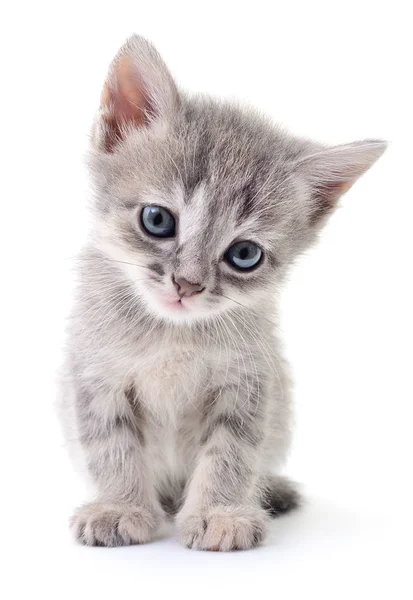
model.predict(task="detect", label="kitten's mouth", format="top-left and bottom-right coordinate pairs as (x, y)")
top-left (161, 295), bottom-right (189, 310)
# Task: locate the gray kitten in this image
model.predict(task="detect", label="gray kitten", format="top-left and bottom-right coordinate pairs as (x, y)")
top-left (58, 35), bottom-right (386, 551)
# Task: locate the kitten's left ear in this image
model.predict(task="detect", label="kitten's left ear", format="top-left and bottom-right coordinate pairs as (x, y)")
top-left (295, 139), bottom-right (387, 224)
top-left (96, 34), bottom-right (180, 152)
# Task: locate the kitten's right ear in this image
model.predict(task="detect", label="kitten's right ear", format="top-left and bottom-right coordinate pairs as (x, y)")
top-left (95, 35), bottom-right (180, 152)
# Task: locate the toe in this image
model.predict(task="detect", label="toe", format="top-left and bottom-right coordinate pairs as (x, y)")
top-left (71, 503), bottom-right (161, 547)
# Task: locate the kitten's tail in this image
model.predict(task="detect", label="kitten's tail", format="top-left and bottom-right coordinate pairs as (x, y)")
top-left (260, 474), bottom-right (301, 516)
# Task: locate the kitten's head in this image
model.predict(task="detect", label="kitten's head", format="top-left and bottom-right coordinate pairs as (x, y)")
top-left (89, 35), bottom-right (386, 324)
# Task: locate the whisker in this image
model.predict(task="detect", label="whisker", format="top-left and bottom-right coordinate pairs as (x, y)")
top-left (72, 256), bottom-right (154, 271)
top-left (219, 294), bottom-right (279, 328)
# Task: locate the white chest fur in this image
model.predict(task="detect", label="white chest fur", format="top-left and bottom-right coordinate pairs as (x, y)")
top-left (134, 344), bottom-right (210, 421)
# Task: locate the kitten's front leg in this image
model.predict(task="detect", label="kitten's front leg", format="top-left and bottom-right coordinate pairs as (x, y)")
top-left (176, 384), bottom-right (270, 551)
top-left (70, 384), bottom-right (164, 547)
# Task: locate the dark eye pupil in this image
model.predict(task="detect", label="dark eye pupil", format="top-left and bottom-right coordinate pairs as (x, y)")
top-left (239, 247), bottom-right (249, 260)
top-left (154, 213), bottom-right (163, 226)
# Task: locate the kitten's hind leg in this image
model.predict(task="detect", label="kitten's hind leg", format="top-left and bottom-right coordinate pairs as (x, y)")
top-left (259, 474), bottom-right (301, 516)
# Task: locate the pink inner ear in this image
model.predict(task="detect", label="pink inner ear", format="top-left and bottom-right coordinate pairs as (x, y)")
top-left (100, 57), bottom-right (153, 152)
top-left (310, 180), bottom-right (353, 223)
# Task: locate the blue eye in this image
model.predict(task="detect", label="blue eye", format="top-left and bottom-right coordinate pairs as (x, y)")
top-left (225, 241), bottom-right (263, 271)
top-left (141, 206), bottom-right (176, 238)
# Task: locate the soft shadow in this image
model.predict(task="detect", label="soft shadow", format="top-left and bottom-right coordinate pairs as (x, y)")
top-left (263, 495), bottom-right (363, 551)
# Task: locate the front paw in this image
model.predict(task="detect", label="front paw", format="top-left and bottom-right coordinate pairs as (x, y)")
top-left (176, 505), bottom-right (269, 551)
top-left (71, 502), bottom-right (162, 547)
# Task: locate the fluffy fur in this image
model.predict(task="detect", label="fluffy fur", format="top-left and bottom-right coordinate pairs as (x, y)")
top-left (58, 35), bottom-right (386, 551)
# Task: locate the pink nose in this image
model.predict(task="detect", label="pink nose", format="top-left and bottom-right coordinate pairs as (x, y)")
top-left (173, 276), bottom-right (204, 298)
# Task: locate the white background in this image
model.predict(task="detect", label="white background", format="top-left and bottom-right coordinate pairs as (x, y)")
top-left (1, 1), bottom-right (412, 598)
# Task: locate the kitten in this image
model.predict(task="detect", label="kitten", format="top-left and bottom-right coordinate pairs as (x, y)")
top-left (58, 34), bottom-right (386, 551)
